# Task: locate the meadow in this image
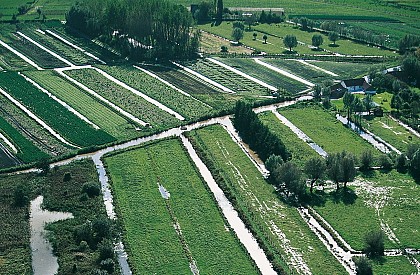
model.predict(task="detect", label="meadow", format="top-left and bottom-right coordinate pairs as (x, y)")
top-left (104, 138), bottom-right (258, 274)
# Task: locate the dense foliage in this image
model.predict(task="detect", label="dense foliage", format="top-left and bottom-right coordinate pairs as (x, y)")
top-left (66, 0), bottom-right (199, 60)
top-left (233, 101), bottom-right (289, 161)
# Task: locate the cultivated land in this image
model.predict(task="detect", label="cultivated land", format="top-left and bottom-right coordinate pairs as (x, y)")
top-left (0, 0), bottom-right (419, 273)
top-left (105, 138), bottom-right (258, 274)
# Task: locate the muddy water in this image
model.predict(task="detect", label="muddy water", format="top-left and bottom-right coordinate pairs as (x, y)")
top-left (30, 196), bottom-right (73, 275)
top-left (181, 135), bottom-right (277, 275)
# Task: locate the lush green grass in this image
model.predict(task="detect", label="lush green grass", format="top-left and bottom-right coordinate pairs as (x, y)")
top-left (306, 60), bottom-right (389, 79)
top-left (0, 114), bottom-right (48, 163)
top-left (259, 111), bottom-right (318, 167)
top-left (188, 124), bottom-right (347, 274)
top-left (64, 68), bottom-right (180, 129)
top-left (263, 58), bottom-right (335, 83)
top-left (254, 23), bottom-right (398, 56)
top-left (373, 92), bottom-right (394, 112)
top-left (280, 104), bottom-right (383, 159)
top-left (363, 115), bottom-right (419, 153)
top-left (23, 70), bottom-right (140, 140)
top-left (0, 159), bottom-right (113, 274)
top-left (371, 256), bottom-right (417, 275)
top-left (214, 57), bottom-right (308, 94)
top-left (97, 65), bottom-right (213, 120)
top-left (0, 0), bottom-right (30, 17)
top-left (105, 138), bottom-right (258, 274)
top-left (0, 71), bottom-right (115, 147)
top-left (184, 58), bottom-right (269, 95)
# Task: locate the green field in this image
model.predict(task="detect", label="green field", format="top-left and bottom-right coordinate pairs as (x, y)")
top-left (0, 114), bottom-right (48, 163)
top-left (23, 70), bottom-right (140, 140)
top-left (97, 65), bottom-right (213, 120)
top-left (105, 138), bottom-right (258, 274)
top-left (0, 45), bottom-right (34, 71)
top-left (0, 71), bottom-right (115, 147)
top-left (64, 68), bottom-right (180, 129)
top-left (279, 104), bottom-right (383, 159)
top-left (0, 159), bottom-right (112, 274)
top-left (188, 124), bottom-right (347, 274)
top-left (214, 57), bottom-right (309, 94)
top-left (259, 111), bottom-right (319, 167)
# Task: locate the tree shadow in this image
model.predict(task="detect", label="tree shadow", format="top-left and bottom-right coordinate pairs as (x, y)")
top-left (331, 188), bottom-right (358, 205)
top-left (282, 50), bottom-right (297, 54)
top-left (304, 190), bottom-right (327, 207)
top-left (360, 169), bottom-right (376, 178)
top-left (328, 43), bottom-right (340, 48)
top-left (370, 255), bottom-right (387, 265)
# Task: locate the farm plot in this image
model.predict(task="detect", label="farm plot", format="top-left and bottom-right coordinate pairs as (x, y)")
top-left (187, 125), bottom-right (347, 274)
top-left (0, 30), bottom-right (68, 69)
top-left (0, 115), bottom-right (48, 164)
top-left (0, 72), bottom-right (115, 147)
top-left (65, 68), bottom-right (180, 129)
top-left (183, 59), bottom-right (269, 95)
top-left (138, 64), bottom-right (242, 110)
top-left (0, 159), bottom-right (113, 274)
top-left (105, 138), bottom-right (258, 274)
top-left (313, 170), bottom-right (420, 253)
top-left (0, 93), bottom-right (71, 156)
top-left (20, 28), bottom-right (93, 65)
top-left (258, 111), bottom-right (318, 167)
top-left (280, 105), bottom-right (383, 160)
top-left (305, 60), bottom-right (390, 79)
top-left (97, 65), bottom-right (213, 119)
top-left (0, 46), bottom-right (34, 71)
top-left (262, 58), bottom-right (335, 83)
top-left (23, 70), bottom-right (139, 140)
top-left (215, 58), bottom-right (309, 94)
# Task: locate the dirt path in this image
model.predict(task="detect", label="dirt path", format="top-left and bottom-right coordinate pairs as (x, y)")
top-left (0, 38), bottom-right (43, 70)
top-left (0, 87), bottom-right (79, 148)
top-left (253, 58), bottom-right (315, 87)
top-left (172, 61), bottom-right (236, 94)
top-left (206, 57), bottom-right (278, 91)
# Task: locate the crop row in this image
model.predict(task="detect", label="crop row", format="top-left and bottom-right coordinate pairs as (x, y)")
top-left (65, 68), bottom-right (180, 129)
top-left (21, 29), bottom-right (93, 66)
top-left (216, 58), bottom-right (309, 94)
top-left (0, 72), bottom-right (115, 147)
top-left (105, 138), bottom-right (257, 274)
top-left (98, 65), bottom-right (213, 119)
top-left (24, 70), bottom-right (139, 140)
top-left (0, 45), bottom-right (34, 71)
top-left (184, 59), bottom-right (268, 95)
top-left (188, 124), bottom-right (347, 274)
top-left (0, 114), bottom-right (48, 163)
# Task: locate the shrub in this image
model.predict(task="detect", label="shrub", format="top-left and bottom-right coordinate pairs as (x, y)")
top-left (13, 184), bottom-right (29, 207)
top-left (220, 45), bottom-right (228, 52)
top-left (100, 258), bottom-right (115, 273)
top-left (82, 182), bottom-right (101, 198)
top-left (63, 172), bottom-right (72, 182)
top-left (92, 218), bottom-right (112, 241)
top-left (364, 230), bottom-right (385, 258)
top-left (379, 154), bottom-right (393, 170)
top-left (395, 153), bottom-right (407, 172)
top-left (360, 150), bottom-right (373, 171)
top-left (98, 239), bottom-right (114, 261)
top-left (353, 256), bottom-right (373, 275)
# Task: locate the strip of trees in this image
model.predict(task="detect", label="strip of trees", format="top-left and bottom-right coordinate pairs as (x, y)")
top-left (66, 0), bottom-right (199, 60)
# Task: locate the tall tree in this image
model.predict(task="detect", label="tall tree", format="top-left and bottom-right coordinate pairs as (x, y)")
top-left (312, 34), bottom-right (323, 50)
top-left (232, 27), bottom-right (244, 42)
top-left (273, 162), bottom-right (304, 198)
top-left (364, 94), bottom-right (374, 115)
top-left (328, 31), bottom-right (339, 45)
top-left (304, 157), bottom-right (326, 193)
top-left (341, 153), bottom-right (356, 188)
top-left (284, 34), bottom-right (297, 52)
top-left (216, 0), bottom-right (223, 23)
top-left (343, 92), bottom-right (355, 119)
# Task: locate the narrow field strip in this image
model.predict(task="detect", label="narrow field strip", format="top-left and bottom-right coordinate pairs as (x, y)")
top-left (0, 131), bottom-right (17, 154)
top-left (24, 70), bottom-right (137, 140)
top-left (172, 61), bottom-right (236, 93)
top-left (62, 67), bottom-right (180, 128)
top-left (0, 72), bottom-right (115, 147)
top-left (254, 58), bottom-right (315, 87)
top-left (104, 139), bottom-right (258, 274)
top-left (133, 65), bottom-right (212, 108)
top-left (188, 125), bottom-right (347, 274)
top-left (0, 38), bottom-right (43, 70)
top-left (55, 68), bottom-right (148, 127)
top-left (0, 87), bottom-right (77, 148)
top-left (296, 59), bottom-right (339, 77)
top-left (45, 30), bottom-right (106, 64)
top-left (206, 57), bottom-right (277, 91)
top-left (16, 32), bottom-right (74, 67)
top-left (19, 73), bottom-right (100, 130)
top-left (92, 67), bottom-right (185, 120)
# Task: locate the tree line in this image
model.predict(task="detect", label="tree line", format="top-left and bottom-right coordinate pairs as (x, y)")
top-left (66, 0), bottom-right (199, 60)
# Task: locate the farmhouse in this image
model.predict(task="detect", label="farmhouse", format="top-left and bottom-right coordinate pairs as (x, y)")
top-left (330, 77), bottom-right (376, 98)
